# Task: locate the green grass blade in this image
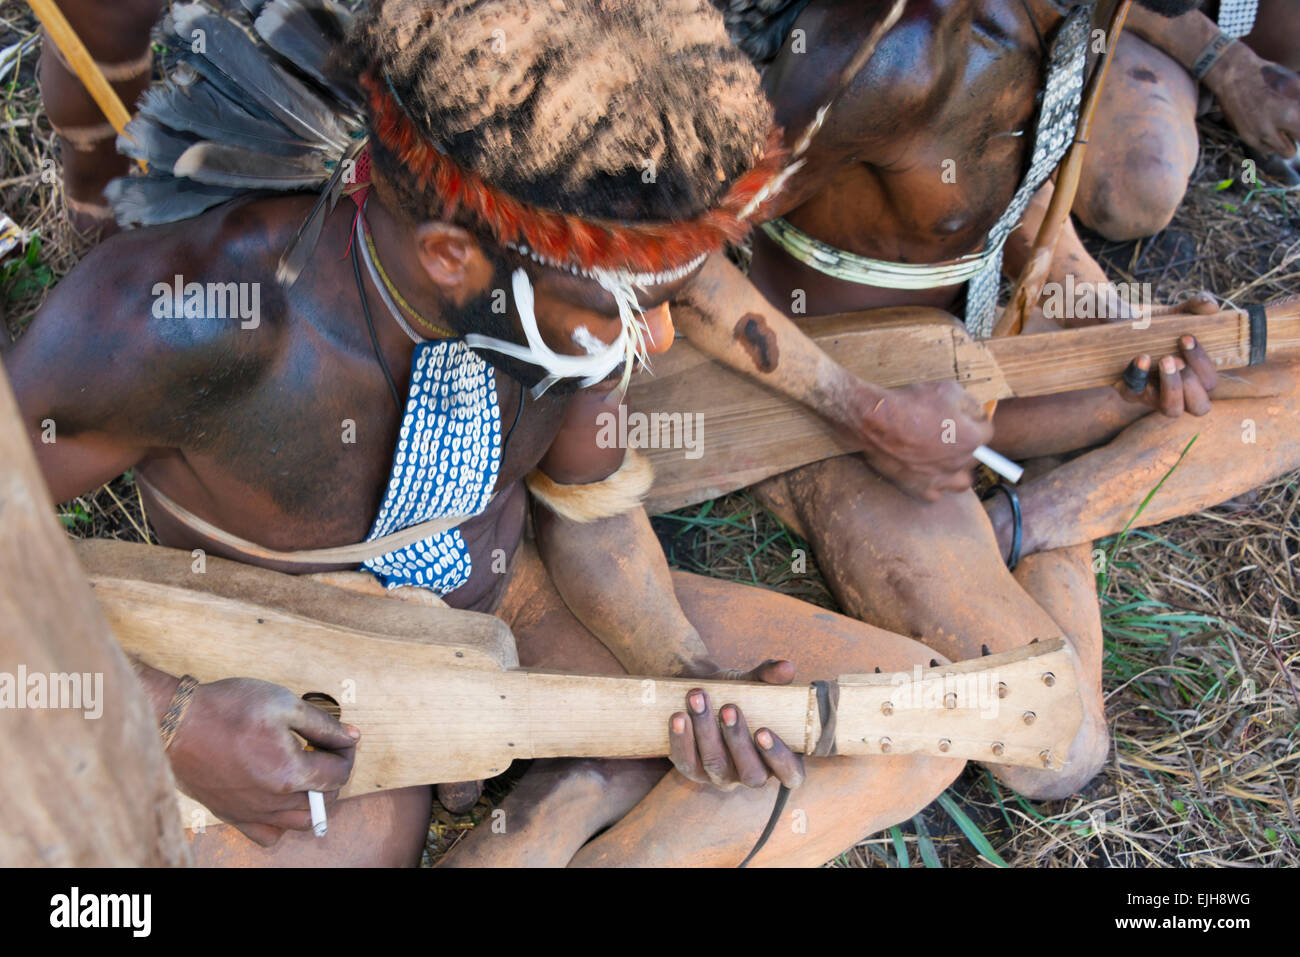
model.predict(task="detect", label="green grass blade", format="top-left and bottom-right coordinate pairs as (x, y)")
top-left (889, 825), bottom-right (909, 868)
top-left (912, 815), bottom-right (942, 868)
top-left (937, 791), bottom-right (1008, 868)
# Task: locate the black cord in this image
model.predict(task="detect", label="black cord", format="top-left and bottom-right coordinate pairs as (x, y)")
top-left (1018, 0), bottom-right (1047, 55)
top-left (351, 228), bottom-right (403, 413)
top-left (501, 382), bottom-right (524, 460)
top-left (982, 483), bottom-right (1023, 571)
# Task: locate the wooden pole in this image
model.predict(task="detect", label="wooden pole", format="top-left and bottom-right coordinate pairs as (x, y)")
top-left (0, 364), bottom-right (187, 865)
top-left (995, 0), bottom-right (1133, 338)
top-left (26, 0), bottom-right (147, 171)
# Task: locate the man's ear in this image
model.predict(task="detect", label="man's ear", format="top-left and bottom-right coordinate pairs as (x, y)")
top-left (414, 222), bottom-right (494, 304)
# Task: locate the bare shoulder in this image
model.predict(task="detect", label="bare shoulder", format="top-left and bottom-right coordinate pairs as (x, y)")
top-left (764, 0), bottom-right (943, 140)
top-left (4, 193), bottom-right (310, 436)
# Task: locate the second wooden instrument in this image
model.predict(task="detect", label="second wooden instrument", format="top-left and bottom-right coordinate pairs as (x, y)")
top-left (77, 541), bottom-right (1083, 827)
top-left (634, 255), bottom-right (1300, 511)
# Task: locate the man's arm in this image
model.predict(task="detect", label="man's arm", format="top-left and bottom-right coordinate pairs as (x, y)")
top-left (674, 254), bottom-right (992, 500)
top-left (531, 389), bottom-right (715, 677)
top-left (531, 389), bottom-right (804, 790)
top-left (1126, 5), bottom-right (1300, 159)
top-left (3, 230), bottom-right (355, 844)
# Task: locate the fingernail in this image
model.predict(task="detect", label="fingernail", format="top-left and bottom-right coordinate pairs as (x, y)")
top-left (756, 730), bottom-right (773, 750)
top-left (345, 725), bottom-right (361, 739)
top-left (1161, 356), bottom-right (1177, 373)
top-left (1136, 355), bottom-right (1150, 370)
top-left (1181, 335), bottom-right (1195, 349)
top-left (671, 714), bottom-right (686, 734)
top-left (689, 692), bottom-right (706, 714)
top-left (721, 706), bottom-right (737, 727)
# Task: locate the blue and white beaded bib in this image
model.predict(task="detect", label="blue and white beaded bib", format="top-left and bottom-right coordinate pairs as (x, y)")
top-left (363, 339), bottom-right (502, 595)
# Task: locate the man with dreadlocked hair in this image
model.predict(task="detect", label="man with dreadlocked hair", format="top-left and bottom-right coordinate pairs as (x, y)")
top-left (645, 0), bottom-right (1300, 803)
top-left (4, 0), bottom-right (975, 867)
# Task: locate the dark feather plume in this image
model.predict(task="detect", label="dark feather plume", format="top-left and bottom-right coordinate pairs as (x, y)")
top-left (171, 2), bottom-right (351, 150)
top-left (254, 0), bottom-right (361, 110)
top-left (105, 176), bottom-right (241, 228)
top-left (108, 0), bottom-right (364, 286)
top-left (174, 141), bottom-right (330, 189)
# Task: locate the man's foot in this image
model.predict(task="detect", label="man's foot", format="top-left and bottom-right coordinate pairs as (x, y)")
top-left (436, 759), bottom-right (666, 867)
top-left (987, 543), bottom-right (1110, 801)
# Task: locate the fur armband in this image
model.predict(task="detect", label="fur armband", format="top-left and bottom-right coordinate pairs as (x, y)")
top-left (526, 451), bottom-right (654, 523)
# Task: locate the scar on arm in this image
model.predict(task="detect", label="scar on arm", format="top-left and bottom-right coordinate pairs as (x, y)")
top-left (733, 313), bottom-right (780, 373)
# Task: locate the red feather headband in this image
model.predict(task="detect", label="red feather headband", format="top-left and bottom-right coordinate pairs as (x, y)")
top-left (361, 71), bottom-right (791, 279)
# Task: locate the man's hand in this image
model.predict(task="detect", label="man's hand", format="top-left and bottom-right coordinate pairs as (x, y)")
top-left (1117, 334), bottom-right (1219, 418)
top-left (167, 677), bottom-right (359, 846)
top-left (853, 381), bottom-right (994, 502)
top-left (668, 659), bottom-right (806, 791)
top-left (1207, 42), bottom-right (1300, 169)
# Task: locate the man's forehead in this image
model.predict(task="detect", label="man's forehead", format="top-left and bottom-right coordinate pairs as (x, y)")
top-left (534, 261), bottom-right (704, 313)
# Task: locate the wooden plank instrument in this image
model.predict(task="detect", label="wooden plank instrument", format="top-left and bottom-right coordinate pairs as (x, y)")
top-left (635, 254), bottom-right (1300, 512)
top-left (77, 541), bottom-right (1083, 827)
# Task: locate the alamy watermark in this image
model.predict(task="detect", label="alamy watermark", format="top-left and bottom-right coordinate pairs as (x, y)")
top-left (1041, 275), bottom-right (1154, 328)
top-left (887, 665), bottom-right (1001, 719)
top-left (152, 274), bottom-right (261, 329)
top-left (0, 666), bottom-right (103, 719)
top-left (596, 406), bottom-right (704, 460)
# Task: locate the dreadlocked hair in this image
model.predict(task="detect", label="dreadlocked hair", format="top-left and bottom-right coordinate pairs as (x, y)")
top-left (712, 0), bottom-right (813, 65)
top-left (342, 0), bottom-right (773, 230)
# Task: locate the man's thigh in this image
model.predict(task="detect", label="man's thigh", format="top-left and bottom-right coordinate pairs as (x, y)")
top-left (500, 541), bottom-right (941, 680)
top-left (188, 784), bottom-right (432, 867)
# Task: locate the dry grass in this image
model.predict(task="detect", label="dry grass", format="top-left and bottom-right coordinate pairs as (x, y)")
top-left (2, 2), bottom-right (1295, 867)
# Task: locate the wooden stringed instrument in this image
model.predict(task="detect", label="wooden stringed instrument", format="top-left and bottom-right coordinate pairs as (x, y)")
top-left (77, 541), bottom-right (1083, 827)
top-left (634, 255), bottom-right (1300, 513)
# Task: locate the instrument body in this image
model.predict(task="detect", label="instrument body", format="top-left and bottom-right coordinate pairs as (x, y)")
top-left (635, 301), bottom-right (1300, 512)
top-left (78, 542), bottom-right (1083, 827)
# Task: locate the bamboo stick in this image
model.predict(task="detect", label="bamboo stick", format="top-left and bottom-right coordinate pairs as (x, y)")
top-left (26, 0), bottom-right (146, 171)
top-left (996, 1), bottom-right (1133, 338)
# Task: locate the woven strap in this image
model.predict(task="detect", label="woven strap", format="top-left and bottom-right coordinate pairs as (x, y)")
top-left (137, 475), bottom-right (481, 566)
top-left (964, 5), bottom-right (1089, 338)
top-left (1216, 0), bottom-right (1258, 39)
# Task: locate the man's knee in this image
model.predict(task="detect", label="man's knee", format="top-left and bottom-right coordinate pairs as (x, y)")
top-left (1076, 150), bottom-right (1190, 242)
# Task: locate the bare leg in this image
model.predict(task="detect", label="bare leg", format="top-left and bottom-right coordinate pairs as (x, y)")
top-left (753, 455), bottom-right (1107, 800)
top-left (449, 545), bottom-right (963, 867)
top-left (987, 359), bottom-right (1300, 556)
top-left (38, 0), bottom-right (163, 237)
top-left (1072, 33), bottom-right (1199, 242)
top-left (187, 784), bottom-right (432, 867)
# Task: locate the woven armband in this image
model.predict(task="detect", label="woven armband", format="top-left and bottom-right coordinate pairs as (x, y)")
top-left (1192, 31), bottom-right (1236, 81)
top-left (526, 450), bottom-right (654, 523)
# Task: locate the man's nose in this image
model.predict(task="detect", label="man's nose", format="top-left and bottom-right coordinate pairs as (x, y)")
top-left (641, 302), bottom-right (675, 354)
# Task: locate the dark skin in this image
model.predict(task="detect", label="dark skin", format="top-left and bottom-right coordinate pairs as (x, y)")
top-left (702, 0), bottom-right (1217, 499)
top-left (5, 183), bottom-right (801, 846)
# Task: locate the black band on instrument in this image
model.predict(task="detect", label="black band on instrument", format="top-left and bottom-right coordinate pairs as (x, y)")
top-left (1247, 304), bottom-right (1267, 366)
top-left (810, 679), bottom-right (840, 757)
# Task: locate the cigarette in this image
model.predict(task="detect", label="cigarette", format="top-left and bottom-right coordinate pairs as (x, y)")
top-left (299, 692), bottom-right (341, 839)
top-left (975, 445), bottom-right (1024, 484)
top-left (308, 789), bottom-right (327, 837)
